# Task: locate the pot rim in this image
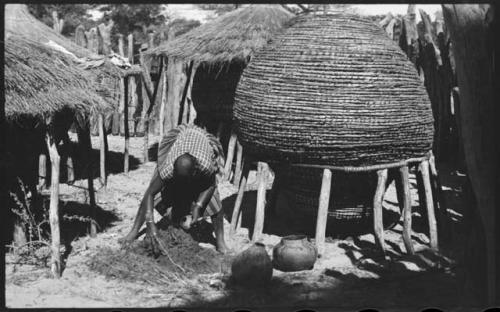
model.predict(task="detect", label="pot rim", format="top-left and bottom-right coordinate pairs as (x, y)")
top-left (282, 234), bottom-right (308, 241)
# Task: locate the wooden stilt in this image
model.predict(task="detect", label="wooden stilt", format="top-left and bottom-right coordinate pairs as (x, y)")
top-left (399, 165), bottom-right (414, 255)
top-left (45, 132), bottom-right (61, 278)
top-left (233, 140), bottom-right (243, 186)
top-left (76, 121), bottom-right (97, 237)
top-left (315, 168), bottom-right (332, 257)
top-left (252, 162), bottom-right (268, 242)
top-left (224, 130), bottom-right (237, 181)
top-left (159, 66), bottom-right (167, 137)
top-left (124, 77), bottom-right (130, 174)
top-left (230, 160), bottom-right (249, 236)
top-left (373, 169), bottom-right (389, 258)
top-left (419, 160), bottom-right (439, 250)
top-left (38, 154), bottom-right (47, 190)
top-left (98, 114), bottom-right (107, 187)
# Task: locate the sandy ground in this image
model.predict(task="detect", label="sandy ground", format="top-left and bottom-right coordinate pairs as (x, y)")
top-left (5, 134), bottom-right (480, 310)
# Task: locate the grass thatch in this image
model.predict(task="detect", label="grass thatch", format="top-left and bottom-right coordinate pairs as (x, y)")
top-left (5, 34), bottom-right (110, 120)
top-left (146, 5), bottom-right (295, 66)
top-left (5, 4), bottom-right (131, 80)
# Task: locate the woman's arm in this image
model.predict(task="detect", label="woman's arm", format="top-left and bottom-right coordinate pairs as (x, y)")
top-left (191, 177), bottom-right (216, 223)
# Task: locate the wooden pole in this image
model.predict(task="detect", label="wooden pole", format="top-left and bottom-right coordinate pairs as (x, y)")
top-left (252, 162), bottom-right (268, 242)
top-left (230, 160), bottom-right (249, 236)
top-left (118, 34), bottom-right (124, 57)
top-left (224, 130), bottom-right (237, 180)
top-left (159, 62), bottom-right (168, 137)
top-left (98, 113), bottom-right (107, 187)
top-left (45, 132), bottom-right (61, 278)
top-left (75, 25), bottom-right (86, 47)
top-left (66, 153), bottom-right (75, 184)
top-left (178, 61), bottom-right (195, 126)
top-left (124, 76), bottom-right (130, 174)
top-left (373, 169), bottom-right (389, 259)
top-left (399, 165), bottom-right (414, 255)
top-left (315, 168), bottom-right (332, 257)
top-left (76, 121), bottom-right (97, 237)
top-left (419, 160), bottom-right (438, 250)
top-left (233, 140), bottom-right (243, 186)
top-left (38, 154), bottom-right (47, 190)
top-left (127, 33), bottom-right (134, 64)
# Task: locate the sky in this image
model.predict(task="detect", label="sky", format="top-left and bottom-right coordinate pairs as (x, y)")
top-left (89, 4), bottom-right (443, 23)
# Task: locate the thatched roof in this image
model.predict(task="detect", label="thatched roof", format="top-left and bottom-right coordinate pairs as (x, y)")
top-left (4, 4), bottom-right (140, 79)
top-left (5, 34), bottom-right (109, 120)
top-left (146, 5), bottom-right (295, 65)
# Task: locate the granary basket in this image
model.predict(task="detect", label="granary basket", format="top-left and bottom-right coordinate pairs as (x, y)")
top-left (234, 13), bottom-right (434, 167)
top-left (283, 167), bottom-right (377, 221)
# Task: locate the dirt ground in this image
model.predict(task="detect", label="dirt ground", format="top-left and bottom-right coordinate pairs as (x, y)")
top-left (5, 134), bottom-right (482, 311)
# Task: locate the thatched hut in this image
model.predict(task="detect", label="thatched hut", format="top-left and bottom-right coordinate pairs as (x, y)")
top-left (144, 5), bottom-right (294, 135)
top-left (4, 32), bottom-right (113, 278)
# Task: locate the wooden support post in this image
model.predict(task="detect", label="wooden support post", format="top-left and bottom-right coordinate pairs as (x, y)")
top-left (76, 122), bottom-right (97, 237)
top-left (233, 140), bottom-right (243, 186)
top-left (98, 114), bottom-right (107, 187)
top-left (252, 162), bottom-right (268, 242)
top-left (373, 169), bottom-right (389, 259)
top-left (124, 76), bottom-right (130, 174)
top-left (66, 154), bottom-right (75, 184)
top-left (127, 33), bottom-right (134, 64)
top-left (148, 33), bottom-right (155, 49)
top-left (399, 165), bottom-right (414, 255)
top-left (315, 168), bottom-right (332, 257)
top-left (178, 61), bottom-right (195, 126)
top-left (45, 132), bottom-right (61, 278)
top-left (159, 63), bottom-right (168, 137)
top-left (75, 25), bottom-right (86, 47)
top-left (419, 160), bottom-right (438, 250)
top-left (224, 130), bottom-right (237, 181)
top-left (118, 34), bottom-right (124, 57)
top-left (230, 160), bottom-right (250, 237)
top-left (38, 154), bottom-right (47, 190)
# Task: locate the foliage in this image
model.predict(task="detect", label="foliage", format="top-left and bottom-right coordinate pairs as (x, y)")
top-left (196, 4), bottom-right (240, 16)
top-left (27, 4), bottom-right (97, 37)
top-left (168, 18), bottom-right (201, 37)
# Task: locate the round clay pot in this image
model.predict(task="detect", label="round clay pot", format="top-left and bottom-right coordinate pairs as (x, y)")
top-left (231, 242), bottom-right (273, 286)
top-left (272, 234), bottom-right (317, 272)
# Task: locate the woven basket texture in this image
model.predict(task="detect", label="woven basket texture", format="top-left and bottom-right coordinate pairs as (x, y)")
top-left (234, 13), bottom-right (434, 167)
top-left (282, 167), bottom-right (377, 221)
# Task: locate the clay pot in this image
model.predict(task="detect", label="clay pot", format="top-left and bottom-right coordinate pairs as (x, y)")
top-left (272, 234), bottom-right (317, 272)
top-left (231, 242), bottom-right (273, 286)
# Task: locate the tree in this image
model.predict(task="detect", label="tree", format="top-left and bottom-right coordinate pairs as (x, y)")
top-left (99, 4), bottom-right (165, 37)
top-left (196, 4), bottom-right (239, 17)
top-left (27, 4), bottom-right (97, 37)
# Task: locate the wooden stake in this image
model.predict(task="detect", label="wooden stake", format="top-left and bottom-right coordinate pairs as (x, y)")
top-left (178, 61), bottom-right (195, 126)
top-left (98, 114), bottom-right (107, 187)
top-left (315, 168), bottom-right (332, 257)
top-left (45, 132), bottom-right (61, 278)
top-left (230, 160), bottom-right (249, 237)
top-left (233, 140), bottom-right (243, 186)
top-left (66, 154), bottom-right (75, 184)
top-left (224, 130), bottom-right (237, 180)
top-left (38, 154), bottom-right (47, 190)
top-left (118, 34), bottom-right (124, 57)
top-left (124, 76), bottom-right (130, 174)
top-left (419, 160), bottom-right (439, 250)
top-left (159, 64), bottom-right (168, 137)
top-left (127, 33), bottom-right (134, 64)
top-left (76, 122), bottom-right (97, 237)
top-left (399, 165), bottom-right (414, 255)
top-left (373, 169), bottom-right (389, 258)
top-left (252, 162), bottom-right (268, 242)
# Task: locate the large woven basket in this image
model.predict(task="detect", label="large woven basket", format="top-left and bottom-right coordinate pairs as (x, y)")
top-left (234, 13), bottom-right (434, 167)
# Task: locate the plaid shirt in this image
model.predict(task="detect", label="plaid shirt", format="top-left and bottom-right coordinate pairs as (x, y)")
top-left (157, 124), bottom-right (218, 181)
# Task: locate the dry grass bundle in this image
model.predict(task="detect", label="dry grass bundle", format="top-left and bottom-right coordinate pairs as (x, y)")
top-left (5, 35), bottom-right (110, 120)
top-left (234, 13), bottom-right (434, 167)
top-left (88, 227), bottom-right (228, 287)
top-left (146, 5), bottom-right (294, 66)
